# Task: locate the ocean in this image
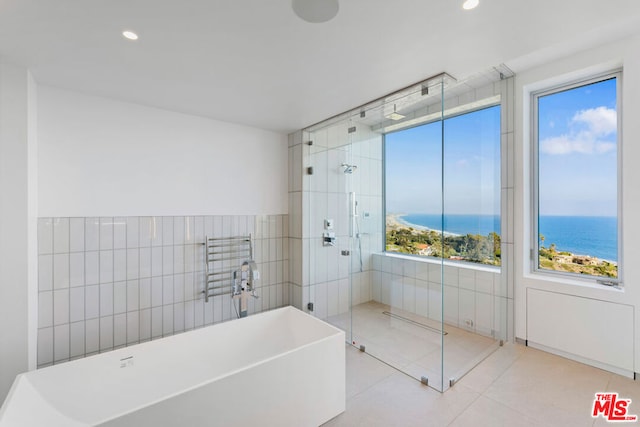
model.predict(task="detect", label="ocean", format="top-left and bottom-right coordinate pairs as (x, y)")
top-left (398, 214), bottom-right (618, 262)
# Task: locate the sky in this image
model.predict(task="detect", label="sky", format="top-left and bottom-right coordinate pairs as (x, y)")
top-left (537, 77), bottom-right (617, 216)
top-left (385, 105), bottom-right (500, 215)
top-left (385, 77), bottom-right (617, 217)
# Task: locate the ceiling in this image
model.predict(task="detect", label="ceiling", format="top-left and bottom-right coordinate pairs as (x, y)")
top-left (1, 1), bottom-right (639, 133)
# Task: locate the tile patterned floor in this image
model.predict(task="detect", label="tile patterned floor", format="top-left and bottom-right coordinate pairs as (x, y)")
top-left (324, 342), bottom-right (640, 427)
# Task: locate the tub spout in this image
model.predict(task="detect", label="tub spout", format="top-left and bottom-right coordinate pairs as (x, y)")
top-left (233, 261), bottom-right (260, 318)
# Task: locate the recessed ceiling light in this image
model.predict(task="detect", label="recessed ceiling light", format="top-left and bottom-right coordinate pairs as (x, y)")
top-left (122, 31), bottom-right (139, 41)
top-left (462, 0), bottom-right (479, 10)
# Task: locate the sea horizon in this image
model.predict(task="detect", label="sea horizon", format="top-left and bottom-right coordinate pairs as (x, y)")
top-left (392, 213), bottom-right (617, 262)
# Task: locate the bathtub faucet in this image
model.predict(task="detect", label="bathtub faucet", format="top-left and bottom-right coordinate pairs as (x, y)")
top-left (233, 261), bottom-right (260, 318)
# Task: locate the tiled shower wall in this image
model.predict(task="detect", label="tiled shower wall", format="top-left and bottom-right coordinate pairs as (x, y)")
top-left (37, 215), bottom-right (289, 368)
top-left (288, 125), bottom-right (384, 319)
top-left (371, 254), bottom-right (505, 339)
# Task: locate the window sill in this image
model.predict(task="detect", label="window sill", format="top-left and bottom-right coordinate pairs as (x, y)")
top-left (377, 251), bottom-right (501, 274)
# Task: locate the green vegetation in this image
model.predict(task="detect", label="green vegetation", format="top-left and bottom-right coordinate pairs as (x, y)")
top-left (385, 226), bottom-right (618, 278)
top-left (386, 227), bottom-right (501, 266)
top-left (538, 235), bottom-right (617, 278)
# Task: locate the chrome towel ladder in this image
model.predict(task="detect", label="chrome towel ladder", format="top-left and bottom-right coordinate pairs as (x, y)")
top-left (203, 234), bottom-right (253, 302)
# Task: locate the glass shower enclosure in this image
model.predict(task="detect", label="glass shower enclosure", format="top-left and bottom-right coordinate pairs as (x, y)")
top-left (299, 69), bottom-right (511, 392)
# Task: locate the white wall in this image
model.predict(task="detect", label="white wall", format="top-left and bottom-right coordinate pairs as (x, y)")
top-left (0, 63), bottom-right (38, 402)
top-left (514, 34), bottom-right (640, 375)
top-left (38, 86), bottom-right (288, 217)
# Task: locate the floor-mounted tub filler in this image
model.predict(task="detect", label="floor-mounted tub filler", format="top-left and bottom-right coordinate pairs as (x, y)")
top-left (0, 307), bottom-right (345, 426)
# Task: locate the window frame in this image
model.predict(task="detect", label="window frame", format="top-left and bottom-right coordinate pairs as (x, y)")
top-left (531, 70), bottom-right (623, 286)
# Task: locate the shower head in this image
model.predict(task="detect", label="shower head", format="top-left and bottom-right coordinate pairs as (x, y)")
top-left (341, 163), bottom-right (358, 174)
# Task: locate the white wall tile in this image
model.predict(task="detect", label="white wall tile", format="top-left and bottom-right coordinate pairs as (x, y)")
top-left (85, 251), bottom-right (99, 285)
top-left (443, 266), bottom-right (459, 287)
top-left (126, 217), bottom-right (139, 248)
top-left (173, 274), bottom-right (184, 304)
top-left (151, 277), bottom-right (163, 307)
top-left (184, 217), bottom-right (195, 244)
top-left (100, 316), bottom-right (113, 350)
top-left (428, 282), bottom-right (442, 321)
top-left (69, 252), bottom-right (84, 287)
top-left (53, 253), bottom-right (69, 289)
top-left (150, 217), bottom-right (163, 247)
top-left (139, 217), bottom-right (152, 248)
top-left (113, 313), bottom-right (127, 347)
top-left (459, 289), bottom-right (475, 331)
top-left (113, 249), bottom-right (126, 282)
top-left (139, 309), bottom-right (151, 341)
top-left (139, 247), bottom-right (151, 278)
top-left (162, 217), bottom-right (174, 246)
top-left (99, 250), bottom-right (113, 283)
top-left (173, 302), bottom-right (184, 333)
top-left (459, 268), bottom-right (475, 291)
top-left (403, 277), bottom-right (416, 314)
top-left (99, 283), bottom-right (113, 317)
top-left (476, 270), bottom-right (494, 294)
top-left (173, 246), bottom-right (184, 274)
top-left (151, 247), bottom-right (163, 277)
top-left (53, 218), bottom-right (69, 254)
top-left (38, 218), bottom-right (53, 255)
top-left (85, 218), bottom-right (100, 252)
top-left (127, 311), bottom-right (139, 344)
top-left (162, 247), bottom-right (174, 275)
top-left (173, 217), bottom-right (185, 244)
top-left (69, 218), bottom-right (85, 253)
top-left (139, 278), bottom-right (151, 309)
top-left (53, 289), bottom-right (69, 325)
top-left (69, 287), bottom-right (85, 323)
top-left (184, 300), bottom-right (195, 330)
top-left (443, 286), bottom-right (459, 326)
top-left (38, 254), bottom-right (53, 291)
top-left (38, 291), bottom-right (53, 328)
top-left (390, 275), bottom-right (403, 310)
top-left (126, 280), bottom-right (139, 312)
top-left (85, 318), bottom-right (99, 354)
top-left (476, 292), bottom-right (494, 336)
top-left (111, 217), bottom-right (126, 250)
top-left (113, 281), bottom-right (127, 314)
top-left (54, 324), bottom-right (70, 362)
top-left (194, 216), bottom-right (205, 244)
top-left (415, 281), bottom-right (429, 317)
top-left (151, 306), bottom-right (163, 338)
top-left (85, 285), bottom-right (99, 319)
top-left (414, 260), bottom-right (429, 282)
top-left (37, 327), bottom-right (54, 366)
top-left (70, 322), bottom-right (85, 358)
top-left (99, 217), bottom-right (113, 250)
top-left (163, 276), bottom-right (174, 305)
top-left (126, 248), bottom-right (139, 280)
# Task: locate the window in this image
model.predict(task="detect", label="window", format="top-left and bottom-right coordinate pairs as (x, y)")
top-left (385, 105), bottom-right (501, 266)
top-left (533, 73), bottom-right (620, 281)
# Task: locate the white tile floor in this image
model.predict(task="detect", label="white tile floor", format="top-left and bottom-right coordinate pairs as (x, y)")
top-left (324, 343), bottom-right (640, 426)
top-left (328, 302), bottom-right (499, 392)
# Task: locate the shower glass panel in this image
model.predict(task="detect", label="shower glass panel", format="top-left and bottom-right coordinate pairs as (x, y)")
top-left (302, 123), bottom-right (354, 343)
top-left (301, 68), bottom-right (510, 393)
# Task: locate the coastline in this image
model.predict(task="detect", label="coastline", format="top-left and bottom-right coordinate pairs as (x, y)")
top-left (386, 213), bottom-right (461, 237)
top-left (387, 213), bottom-right (617, 267)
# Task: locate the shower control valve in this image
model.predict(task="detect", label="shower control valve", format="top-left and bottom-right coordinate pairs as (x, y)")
top-left (323, 232), bottom-right (336, 247)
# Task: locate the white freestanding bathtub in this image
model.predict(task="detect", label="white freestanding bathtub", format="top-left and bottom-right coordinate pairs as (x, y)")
top-left (0, 306), bottom-right (345, 427)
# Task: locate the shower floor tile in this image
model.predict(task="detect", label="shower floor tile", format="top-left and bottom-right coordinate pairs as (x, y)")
top-left (327, 301), bottom-right (499, 391)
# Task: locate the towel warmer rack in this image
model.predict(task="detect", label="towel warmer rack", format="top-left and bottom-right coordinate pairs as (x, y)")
top-left (202, 234), bottom-right (253, 302)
